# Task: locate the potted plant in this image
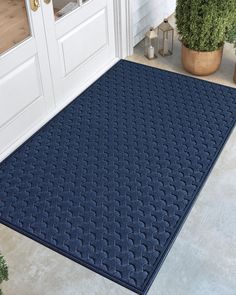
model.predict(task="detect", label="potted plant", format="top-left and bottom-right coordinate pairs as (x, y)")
top-left (226, 24), bottom-right (236, 83)
top-left (0, 254), bottom-right (8, 295)
top-left (176, 0), bottom-right (236, 76)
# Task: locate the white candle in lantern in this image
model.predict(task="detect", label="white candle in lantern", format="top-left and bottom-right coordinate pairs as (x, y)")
top-left (148, 45), bottom-right (155, 59)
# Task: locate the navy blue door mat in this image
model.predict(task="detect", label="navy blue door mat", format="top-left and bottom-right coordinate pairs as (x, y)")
top-left (0, 60), bottom-right (236, 294)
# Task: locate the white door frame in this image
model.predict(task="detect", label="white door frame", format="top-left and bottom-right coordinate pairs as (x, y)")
top-left (114, 0), bottom-right (133, 58)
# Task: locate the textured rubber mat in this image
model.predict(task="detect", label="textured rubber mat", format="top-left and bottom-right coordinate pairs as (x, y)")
top-left (0, 60), bottom-right (236, 294)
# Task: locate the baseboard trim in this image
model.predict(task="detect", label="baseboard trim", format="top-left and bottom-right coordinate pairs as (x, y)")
top-left (0, 57), bottom-right (120, 163)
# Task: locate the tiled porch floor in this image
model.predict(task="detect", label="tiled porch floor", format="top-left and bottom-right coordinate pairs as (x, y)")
top-left (1, 15), bottom-right (236, 295)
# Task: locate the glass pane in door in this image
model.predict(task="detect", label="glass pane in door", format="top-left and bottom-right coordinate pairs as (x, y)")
top-left (53, 0), bottom-right (89, 20)
top-left (0, 0), bottom-right (31, 55)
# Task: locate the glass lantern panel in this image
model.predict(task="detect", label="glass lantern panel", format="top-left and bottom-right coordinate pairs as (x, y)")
top-left (159, 30), bottom-right (173, 56)
top-left (152, 38), bottom-right (158, 56)
top-left (144, 37), bottom-right (151, 56)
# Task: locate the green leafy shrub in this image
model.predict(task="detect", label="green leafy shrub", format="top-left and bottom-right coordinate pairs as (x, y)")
top-left (176, 0), bottom-right (236, 51)
top-left (227, 24), bottom-right (236, 52)
top-left (0, 255), bottom-right (8, 295)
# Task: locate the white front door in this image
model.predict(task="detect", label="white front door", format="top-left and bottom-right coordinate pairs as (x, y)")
top-left (41, 0), bottom-right (116, 106)
top-left (0, 0), bottom-right (55, 157)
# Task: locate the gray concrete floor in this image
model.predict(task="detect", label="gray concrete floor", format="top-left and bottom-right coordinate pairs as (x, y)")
top-left (1, 15), bottom-right (236, 295)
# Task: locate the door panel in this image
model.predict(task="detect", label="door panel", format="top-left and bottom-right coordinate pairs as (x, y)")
top-left (0, 0), bottom-right (54, 157)
top-left (59, 8), bottom-right (108, 75)
top-left (0, 97), bottom-right (46, 154)
top-left (0, 57), bottom-right (42, 127)
top-left (0, 40), bottom-right (35, 77)
top-left (42, 0), bottom-right (116, 105)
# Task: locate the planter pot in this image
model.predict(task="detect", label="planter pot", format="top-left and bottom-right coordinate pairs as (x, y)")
top-left (181, 44), bottom-right (223, 76)
top-left (234, 64), bottom-right (236, 84)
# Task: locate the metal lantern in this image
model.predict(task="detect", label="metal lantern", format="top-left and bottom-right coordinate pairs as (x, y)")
top-left (144, 27), bottom-right (158, 60)
top-left (158, 19), bottom-right (174, 57)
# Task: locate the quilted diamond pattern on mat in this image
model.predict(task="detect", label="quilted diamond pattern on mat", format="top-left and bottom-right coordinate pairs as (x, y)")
top-left (0, 60), bottom-right (236, 294)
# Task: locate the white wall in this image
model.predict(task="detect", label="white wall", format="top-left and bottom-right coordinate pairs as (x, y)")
top-left (133, 0), bottom-right (176, 46)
